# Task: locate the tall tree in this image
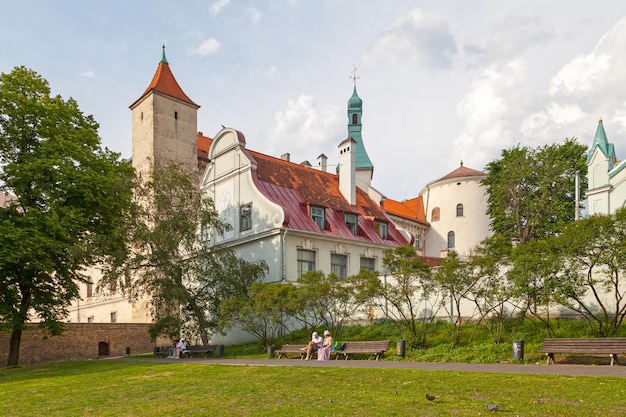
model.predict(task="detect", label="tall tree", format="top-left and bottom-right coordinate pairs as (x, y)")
top-left (0, 67), bottom-right (136, 366)
top-left (551, 208), bottom-right (626, 336)
top-left (101, 164), bottom-right (267, 344)
top-left (379, 245), bottom-right (440, 349)
top-left (482, 139), bottom-right (587, 244)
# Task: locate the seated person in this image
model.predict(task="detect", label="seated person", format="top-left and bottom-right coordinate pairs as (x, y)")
top-left (301, 331), bottom-right (322, 360)
top-left (317, 330), bottom-right (333, 361)
top-left (172, 338), bottom-right (186, 359)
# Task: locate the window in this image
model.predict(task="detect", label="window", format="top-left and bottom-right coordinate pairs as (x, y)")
top-left (431, 207), bottom-right (440, 222)
top-left (297, 249), bottom-right (316, 277)
top-left (174, 111), bottom-right (178, 119)
top-left (374, 221), bottom-right (388, 239)
top-left (331, 254), bottom-right (348, 277)
top-left (352, 113), bottom-right (358, 124)
top-left (456, 203), bottom-right (464, 217)
top-left (447, 231), bottom-right (455, 248)
top-left (360, 257), bottom-right (376, 272)
top-left (110, 312), bottom-right (117, 323)
top-left (240, 203), bottom-right (252, 231)
top-left (311, 206), bottom-right (325, 229)
top-left (415, 234), bottom-right (421, 249)
top-left (345, 213), bottom-right (357, 234)
top-left (87, 316), bottom-right (94, 323)
top-left (86, 280), bottom-right (93, 298)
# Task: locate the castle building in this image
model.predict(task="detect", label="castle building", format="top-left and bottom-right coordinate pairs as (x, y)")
top-left (586, 119), bottom-right (626, 215)
top-left (419, 163), bottom-right (492, 258)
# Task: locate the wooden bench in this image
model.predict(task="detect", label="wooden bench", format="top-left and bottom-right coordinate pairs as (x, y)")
top-left (538, 338), bottom-right (626, 366)
top-left (333, 340), bottom-right (390, 361)
top-left (276, 344), bottom-right (317, 360)
top-left (182, 345), bottom-right (216, 358)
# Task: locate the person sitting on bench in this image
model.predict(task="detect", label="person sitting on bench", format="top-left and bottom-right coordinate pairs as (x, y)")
top-left (301, 331), bottom-right (322, 360)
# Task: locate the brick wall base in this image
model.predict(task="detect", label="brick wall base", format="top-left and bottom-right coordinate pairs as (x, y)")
top-left (0, 323), bottom-right (154, 367)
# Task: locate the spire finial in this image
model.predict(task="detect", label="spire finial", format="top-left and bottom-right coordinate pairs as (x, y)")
top-left (460, 160), bottom-right (464, 167)
top-left (161, 43), bottom-right (168, 64)
top-left (599, 118), bottom-right (603, 123)
top-left (350, 65), bottom-right (359, 87)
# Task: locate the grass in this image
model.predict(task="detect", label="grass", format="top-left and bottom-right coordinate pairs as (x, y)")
top-left (1, 360), bottom-right (625, 416)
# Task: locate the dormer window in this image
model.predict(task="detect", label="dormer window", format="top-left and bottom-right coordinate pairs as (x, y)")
top-left (345, 213), bottom-right (357, 234)
top-left (374, 221), bottom-right (388, 239)
top-left (240, 203), bottom-right (252, 231)
top-left (311, 206), bottom-right (325, 229)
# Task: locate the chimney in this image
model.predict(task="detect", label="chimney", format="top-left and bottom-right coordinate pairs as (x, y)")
top-left (317, 153), bottom-right (328, 172)
top-left (281, 153), bottom-right (290, 162)
top-left (338, 138), bottom-right (356, 205)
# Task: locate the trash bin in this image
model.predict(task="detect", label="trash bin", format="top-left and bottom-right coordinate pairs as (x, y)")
top-left (512, 340), bottom-right (524, 360)
top-left (125, 347), bottom-right (131, 355)
top-left (396, 340), bottom-right (405, 357)
top-left (267, 345), bottom-right (275, 359)
top-left (216, 345), bottom-right (224, 356)
top-left (153, 347), bottom-right (160, 356)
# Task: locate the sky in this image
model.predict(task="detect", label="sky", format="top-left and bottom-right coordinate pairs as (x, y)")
top-left (3, 1), bottom-right (626, 201)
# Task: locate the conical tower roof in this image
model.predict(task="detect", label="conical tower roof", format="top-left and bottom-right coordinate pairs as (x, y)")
top-left (586, 119), bottom-right (614, 163)
top-left (130, 45), bottom-right (199, 109)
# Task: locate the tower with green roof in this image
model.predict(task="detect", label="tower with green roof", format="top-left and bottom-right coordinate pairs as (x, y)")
top-left (586, 119), bottom-right (626, 215)
top-left (346, 67), bottom-right (374, 190)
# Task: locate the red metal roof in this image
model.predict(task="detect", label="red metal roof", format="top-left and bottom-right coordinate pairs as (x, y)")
top-left (197, 133), bottom-right (407, 246)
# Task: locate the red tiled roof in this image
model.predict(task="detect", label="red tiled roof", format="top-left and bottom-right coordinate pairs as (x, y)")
top-left (435, 164), bottom-right (486, 183)
top-left (197, 133), bottom-right (408, 246)
top-left (131, 61), bottom-right (199, 108)
top-left (384, 196), bottom-right (426, 224)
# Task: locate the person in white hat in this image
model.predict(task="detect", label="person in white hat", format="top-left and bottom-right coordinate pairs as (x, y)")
top-left (317, 330), bottom-right (333, 361)
top-left (301, 331), bottom-right (322, 360)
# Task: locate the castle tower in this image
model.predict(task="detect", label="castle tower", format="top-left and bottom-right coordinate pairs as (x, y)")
top-left (346, 67), bottom-right (374, 190)
top-left (129, 46), bottom-right (200, 176)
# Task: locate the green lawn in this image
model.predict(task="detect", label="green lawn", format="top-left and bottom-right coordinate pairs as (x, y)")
top-left (1, 360), bottom-right (625, 416)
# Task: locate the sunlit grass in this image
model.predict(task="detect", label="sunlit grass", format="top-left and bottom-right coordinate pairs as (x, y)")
top-left (1, 360), bottom-right (625, 416)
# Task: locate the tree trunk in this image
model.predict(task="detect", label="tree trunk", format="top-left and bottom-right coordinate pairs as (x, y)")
top-left (7, 326), bottom-right (22, 367)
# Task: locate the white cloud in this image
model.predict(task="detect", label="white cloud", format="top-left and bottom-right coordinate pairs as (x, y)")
top-left (252, 65), bottom-right (277, 78)
top-left (191, 38), bottom-right (220, 56)
top-left (260, 94), bottom-right (343, 160)
top-left (210, 0), bottom-right (230, 16)
top-left (79, 70), bottom-right (95, 78)
top-left (245, 7), bottom-right (262, 25)
top-left (364, 9), bottom-right (457, 70)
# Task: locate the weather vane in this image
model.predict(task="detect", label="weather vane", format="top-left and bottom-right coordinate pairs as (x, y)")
top-left (350, 65), bottom-right (360, 85)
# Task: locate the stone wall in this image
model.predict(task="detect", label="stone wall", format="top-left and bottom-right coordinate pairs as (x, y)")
top-left (0, 323), bottom-right (154, 367)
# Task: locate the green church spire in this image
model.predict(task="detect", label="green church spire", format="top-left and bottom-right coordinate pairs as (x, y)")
top-left (587, 119), bottom-right (615, 165)
top-left (347, 66), bottom-right (373, 170)
top-left (161, 44), bottom-right (168, 64)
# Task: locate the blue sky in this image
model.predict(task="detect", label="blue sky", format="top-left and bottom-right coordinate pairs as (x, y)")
top-left (2, 1), bottom-right (626, 200)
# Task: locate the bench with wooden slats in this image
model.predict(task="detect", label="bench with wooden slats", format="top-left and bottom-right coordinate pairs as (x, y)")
top-left (333, 340), bottom-right (390, 361)
top-left (538, 338), bottom-right (626, 366)
top-left (182, 344), bottom-right (216, 358)
top-left (275, 344), bottom-right (317, 360)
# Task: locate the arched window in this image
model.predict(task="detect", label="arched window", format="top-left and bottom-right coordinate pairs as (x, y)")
top-left (447, 231), bottom-right (455, 248)
top-left (352, 113), bottom-right (358, 124)
top-left (456, 203), bottom-right (464, 217)
top-left (431, 207), bottom-right (440, 222)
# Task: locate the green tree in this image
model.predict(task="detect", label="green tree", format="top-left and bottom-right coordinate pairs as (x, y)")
top-left (508, 238), bottom-right (562, 336)
top-left (0, 67), bottom-right (136, 366)
top-left (482, 139), bottom-right (587, 244)
top-left (101, 164), bottom-right (267, 344)
top-left (379, 245), bottom-right (439, 349)
top-left (296, 270), bottom-right (381, 341)
top-left (433, 251), bottom-right (478, 346)
top-left (466, 235), bottom-right (521, 344)
top-left (551, 208), bottom-right (626, 336)
top-left (219, 282), bottom-right (301, 347)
